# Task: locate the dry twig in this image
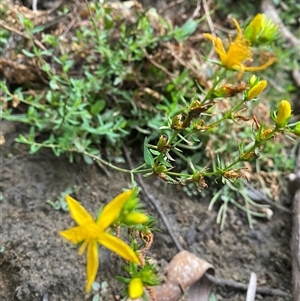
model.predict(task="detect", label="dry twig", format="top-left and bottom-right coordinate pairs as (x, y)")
top-left (0, 23), bottom-right (46, 50)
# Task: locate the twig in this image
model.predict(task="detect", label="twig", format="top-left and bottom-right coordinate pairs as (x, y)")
top-left (46, 0), bottom-right (66, 15)
top-left (202, 0), bottom-right (215, 36)
top-left (205, 274), bottom-right (292, 298)
top-left (95, 161), bottom-right (111, 178)
top-left (158, 0), bottom-right (185, 15)
top-left (142, 48), bottom-right (175, 78)
top-left (0, 23), bottom-right (46, 50)
top-left (242, 180), bottom-right (292, 214)
top-left (191, 0), bottom-right (201, 20)
top-left (122, 145), bottom-right (184, 252)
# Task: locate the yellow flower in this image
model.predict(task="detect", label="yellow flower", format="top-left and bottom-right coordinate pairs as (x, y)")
top-left (246, 79), bottom-right (267, 100)
top-left (128, 277), bottom-right (144, 299)
top-left (275, 100), bottom-right (292, 127)
top-left (203, 19), bottom-right (275, 76)
top-left (245, 13), bottom-right (278, 45)
top-left (60, 190), bottom-right (140, 292)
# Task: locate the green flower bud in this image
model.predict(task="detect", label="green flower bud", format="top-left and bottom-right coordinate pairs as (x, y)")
top-left (293, 123), bottom-right (300, 137)
top-left (122, 212), bottom-right (149, 226)
top-left (245, 13), bottom-right (278, 45)
top-left (157, 134), bottom-right (168, 152)
top-left (122, 197), bottom-right (139, 212)
top-left (249, 75), bottom-right (257, 86)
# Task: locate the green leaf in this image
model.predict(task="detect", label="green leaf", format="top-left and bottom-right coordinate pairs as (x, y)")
top-left (62, 59), bottom-right (74, 73)
top-left (209, 293), bottom-right (218, 301)
top-left (143, 137), bottom-right (154, 167)
top-left (92, 294), bottom-right (100, 301)
top-left (21, 49), bottom-right (35, 58)
top-left (91, 100), bottom-right (106, 115)
top-left (16, 134), bottom-right (29, 143)
top-left (149, 149), bottom-right (160, 156)
top-left (74, 138), bottom-right (84, 152)
top-left (49, 80), bottom-right (59, 90)
top-left (31, 25), bottom-right (45, 34)
top-left (181, 20), bottom-right (197, 37)
top-left (83, 154), bottom-right (93, 164)
top-left (92, 282), bottom-right (101, 291)
top-left (30, 144), bottom-right (42, 154)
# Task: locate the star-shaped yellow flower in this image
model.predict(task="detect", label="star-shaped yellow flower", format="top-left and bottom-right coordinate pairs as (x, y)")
top-left (204, 19), bottom-right (275, 76)
top-left (60, 190), bottom-right (140, 292)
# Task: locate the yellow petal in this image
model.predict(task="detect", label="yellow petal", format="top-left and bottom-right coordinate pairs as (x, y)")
top-left (78, 240), bottom-right (89, 255)
top-left (244, 56), bottom-right (276, 72)
top-left (203, 34), bottom-right (226, 58)
top-left (98, 232), bottom-right (140, 265)
top-left (59, 226), bottom-right (88, 244)
top-left (223, 30), bottom-right (252, 71)
top-left (97, 190), bottom-right (134, 230)
top-left (86, 240), bottom-right (99, 292)
top-left (128, 278), bottom-right (144, 299)
top-left (66, 195), bottom-right (94, 226)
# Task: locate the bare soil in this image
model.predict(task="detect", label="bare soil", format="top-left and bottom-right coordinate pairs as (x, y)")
top-left (0, 122), bottom-right (293, 301)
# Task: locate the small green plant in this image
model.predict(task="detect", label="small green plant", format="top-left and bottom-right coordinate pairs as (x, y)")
top-left (1, 2), bottom-right (200, 163)
top-left (46, 186), bottom-right (78, 211)
top-left (90, 281), bottom-right (109, 301)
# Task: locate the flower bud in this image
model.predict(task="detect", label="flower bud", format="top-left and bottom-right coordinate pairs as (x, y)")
top-left (249, 75), bottom-right (257, 86)
top-left (240, 151), bottom-right (260, 161)
top-left (214, 83), bottom-right (247, 98)
top-left (275, 100), bottom-right (292, 128)
top-left (122, 212), bottom-right (149, 226)
top-left (128, 278), bottom-right (144, 299)
top-left (157, 134), bottom-right (168, 152)
top-left (171, 114), bottom-right (183, 130)
top-left (245, 13), bottom-right (278, 45)
top-left (122, 197), bottom-right (139, 212)
top-left (260, 128), bottom-right (273, 140)
top-left (246, 79), bottom-right (267, 100)
top-left (293, 123), bottom-right (300, 137)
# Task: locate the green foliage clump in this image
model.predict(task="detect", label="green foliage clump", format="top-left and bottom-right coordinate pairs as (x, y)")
top-left (1, 2), bottom-right (198, 162)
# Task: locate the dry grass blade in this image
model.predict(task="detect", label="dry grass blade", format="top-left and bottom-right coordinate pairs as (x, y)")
top-left (246, 272), bottom-right (257, 301)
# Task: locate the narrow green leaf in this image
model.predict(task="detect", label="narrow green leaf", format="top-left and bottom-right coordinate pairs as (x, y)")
top-left (181, 20), bottom-right (198, 38)
top-left (91, 100), bottom-right (106, 115)
top-left (31, 25), bottom-right (45, 34)
top-left (21, 49), bottom-right (35, 58)
top-left (143, 137), bottom-right (154, 167)
top-left (16, 134), bottom-right (29, 143)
